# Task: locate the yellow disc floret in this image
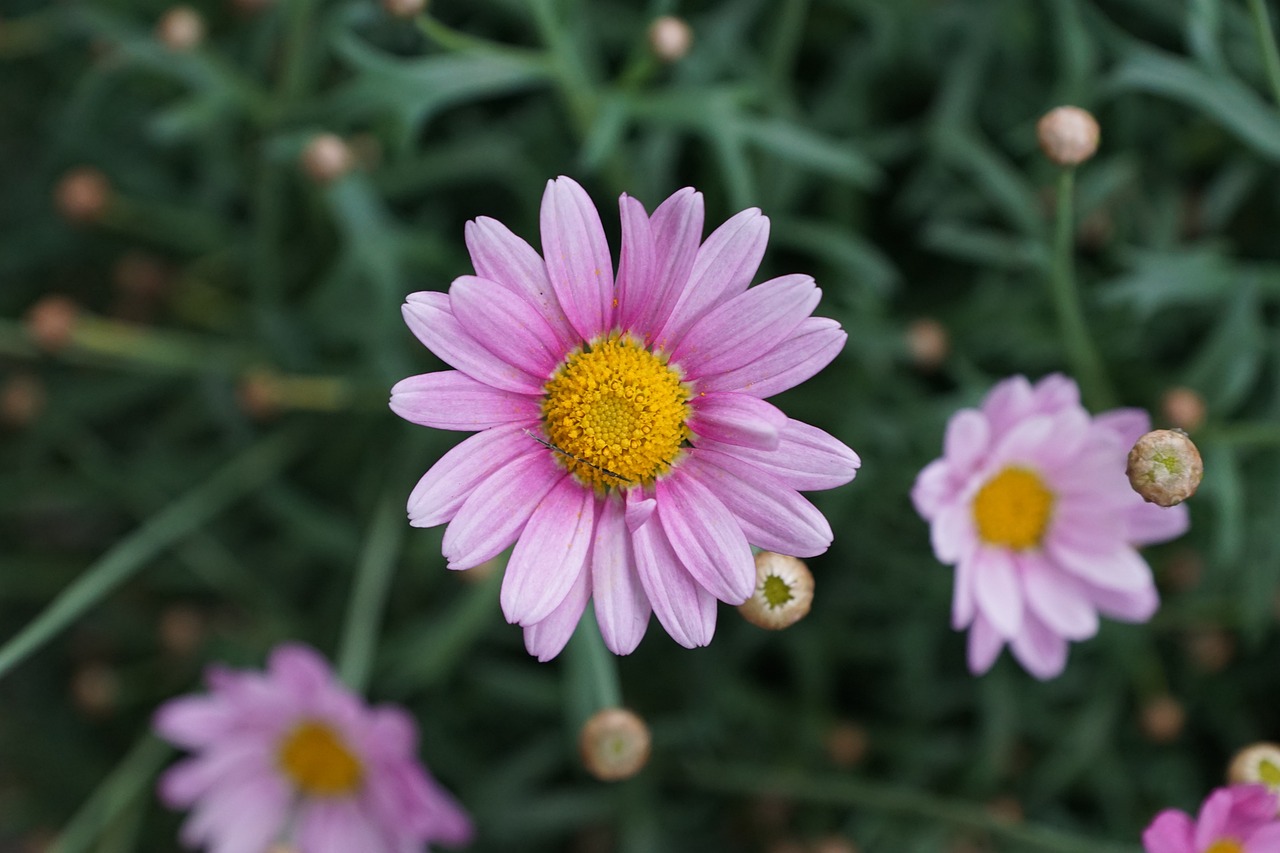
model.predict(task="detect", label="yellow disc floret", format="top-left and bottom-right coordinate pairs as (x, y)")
top-left (278, 720), bottom-right (364, 797)
top-left (971, 466), bottom-right (1055, 550)
top-left (541, 335), bottom-right (690, 489)
top-left (1204, 841), bottom-right (1244, 853)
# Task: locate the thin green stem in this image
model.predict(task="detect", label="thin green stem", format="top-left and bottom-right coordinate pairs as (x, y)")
top-left (278, 0), bottom-right (320, 101)
top-left (1049, 168), bottom-right (1113, 409)
top-left (0, 430), bottom-right (304, 680)
top-left (685, 763), bottom-right (1142, 853)
top-left (1248, 0), bottom-right (1280, 107)
top-left (565, 612), bottom-right (622, 729)
top-left (336, 492), bottom-right (405, 694)
top-left (767, 0), bottom-right (810, 102)
top-left (1200, 421), bottom-right (1280, 448)
top-left (49, 736), bottom-right (171, 853)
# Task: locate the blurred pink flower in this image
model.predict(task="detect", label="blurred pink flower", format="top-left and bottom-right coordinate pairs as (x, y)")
top-left (391, 176), bottom-right (858, 659)
top-left (911, 374), bottom-right (1189, 679)
top-left (1143, 785), bottom-right (1280, 852)
top-left (153, 643), bottom-right (472, 853)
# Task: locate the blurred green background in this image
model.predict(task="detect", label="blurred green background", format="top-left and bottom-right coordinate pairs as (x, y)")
top-left (3, 0), bottom-right (1280, 850)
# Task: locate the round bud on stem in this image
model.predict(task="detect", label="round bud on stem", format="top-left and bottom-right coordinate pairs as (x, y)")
top-left (1126, 429), bottom-right (1204, 507)
top-left (648, 15), bottom-right (693, 63)
top-left (1161, 386), bottom-right (1206, 432)
top-left (382, 0), bottom-right (426, 19)
top-left (156, 6), bottom-right (205, 51)
top-left (579, 708), bottom-right (651, 781)
top-left (1036, 106), bottom-right (1100, 166)
top-left (1139, 695), bottom-right (1185, 744)
top-left (55, 168), bottom-right (111, 224)
top-left (1229, 743), bottom-right (1280, 801)
top-left (301, 133), bottom-right (353, 184)
top-left (25, 295), bottom-right (80, 352)
top-left (905, 317), bottom-right (949, 371)
top-left (738, 552), bottom-right (814, 630)
top-left (1, 373), bottom-right (46, 427)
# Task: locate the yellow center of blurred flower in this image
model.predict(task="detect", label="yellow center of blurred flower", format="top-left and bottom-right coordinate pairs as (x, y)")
top-left (541, 335), bottom-right (690, 488)
top-left (1260, 758), bottom-right (1280, 786)
top-left (277, 720), bottom-right (363, 797)
top-left (972, 466), bottom-right (1055, 550)
top-left (1204, 840), bottom-right (1244, 853)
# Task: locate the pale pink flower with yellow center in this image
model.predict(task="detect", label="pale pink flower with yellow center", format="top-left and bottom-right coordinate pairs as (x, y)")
top-left (153, 643), bottom-right (472, 853)
top-left (391, 177), bottom-right (858, 660)
top-left (1143, 785), bottom-right (1280, 853)
top-left (911, 374), bottom-right (1189, 679)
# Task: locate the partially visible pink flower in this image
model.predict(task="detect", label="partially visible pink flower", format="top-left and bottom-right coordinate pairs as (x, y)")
top-left (391, 177), bottom-right (858, 660)
top-left (911, 374), bottom-right (1189, 679)
top-left (1143, 785), bottom-right (1280, 852)
top-left (153, 643), bottom-right (472, 853)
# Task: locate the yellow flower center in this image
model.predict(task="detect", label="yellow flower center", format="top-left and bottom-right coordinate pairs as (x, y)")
top-left (541, 335), bottom-right (690, 488)
top-left (1260, 758), bottom-right (1280, 786)
top-left (277, 720), bottom-right (363, 797)
top-left (1204, 840), bottom-right (1244, 853)
top-left (972, 466), bottom-right (1055, 550)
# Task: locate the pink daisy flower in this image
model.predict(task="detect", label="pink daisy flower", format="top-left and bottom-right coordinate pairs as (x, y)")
top-left (911, 374), bottom-right (1189, 679)
top-left (391, 176), bottom-right (858, 660)
top-left (1143, 785), bottom-right (1280, 853)
top-left (153, 643), bottom-right (472, 853)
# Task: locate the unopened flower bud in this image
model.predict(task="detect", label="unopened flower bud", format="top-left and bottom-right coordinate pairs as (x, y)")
top-left (1161, 386), bottom-right (1206, 432)
top-left (738, 552), bottom-right (814, 630)
top-left (1, 373), bottom-right (45, 427)
top-left (55, 168), bottom-right (111, 224)
top-left (1037, 106), bottom-right (1099, 166)
top-left (382, 0), bottom-right (426, 19)
top-left (301, 133), bottom-right (353, 184)
top-left (238, 369), bottom-right (282, 420)
top-left (579, 707), bottom-right (651, 781)
top-left (70, 663), bottom-right (120, 719)
top-left (158, 604), bottom-right (206, 658)
top-left (156, 6), bottom-right (204, 51)
top-left (25, 295), bottom-right (79, 352)
top-left (1139, 695), bottom-right (1185, 744)
top-left (1228, 743), bottom-right (1280, 801)
top-left (1185, 627), bottom-right (1234, 673)
top-left (113, 251), bottom-right (171, 300)
top-left (905, 317), bottom-right (948, 371)
top-left (1126, 429), bottom-right (1203, 507)
top-left (824, 720), bottom-right (869, 768)
top-left (986, 796), bottom-right (1023, 825)
top-left (648, 15), bottom-right (692, 63)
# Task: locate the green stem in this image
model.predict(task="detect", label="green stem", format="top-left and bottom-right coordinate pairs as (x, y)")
top-left (767, 0), bottom-right (810, 101)
top-left (565, 612), bottom-right (622, 729)
top-left (0, 430), bottom-right (304, 680)
top-left (684, 763), bottom-right (1142, 853)
top-left (49, 736), bottom-right (171, 853)
top-left (1248, 0), bottom-right (1280, 107)
top-left (278, 0), bottom-right (320, 101)
top-left (1200, 422), bottom-right (1280, 448)
top-left (336, 493), bottom-right (405, 694)
top-left (1049, 168), bottom-right (1113, 409)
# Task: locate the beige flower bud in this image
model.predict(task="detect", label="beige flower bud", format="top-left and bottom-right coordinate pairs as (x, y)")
top-left (1161, 386), bottom-right (1206, 432)
top-left (812, 837), bottom-right (860, 853)
top-left (1036, 106), bottom-right (1100, 166)
top-left (158, 604), bottom-right (206, 658)
top-left (824, 720), bottom-right (869, 768)
top-left (1126, 429), bottom-right (1204, 507)
top-left (579, 707), bottom-right (651, 781)
top-left (70, 663), bottom-right (120, 719)
top-left (1228, 742), bottom-right (1280, 801)
top-left (382, 0), bottom-right (426, 19)
top-left (156, 6), bottom-right (205, 51)
top-left (738, 552), bottom-right (814, 630)
top-left (1, 373), bottom-right (46, 428)
top-left (905, 317), bottom-right (949, 371)
top-left (648, 15), bottom-right (692, 63)
top-left (301, 133), bottom-right (353, 184)
top-left (55, 167), bottom-right (111, 224)
top-left (1139, 695), bottom-right (1185, 744)
top-left (25, 295), bottom-right (79, 352)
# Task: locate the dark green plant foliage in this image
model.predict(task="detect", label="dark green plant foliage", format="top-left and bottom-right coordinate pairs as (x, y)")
top-left (2, 0), bottom-right (1280, 850)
